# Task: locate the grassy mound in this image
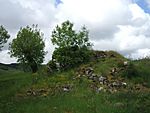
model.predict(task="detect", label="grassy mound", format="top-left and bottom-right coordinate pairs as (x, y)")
top-left (0, 51), bottom-right (150, 113)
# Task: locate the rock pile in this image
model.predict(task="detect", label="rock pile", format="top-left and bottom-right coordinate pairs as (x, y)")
top-left (109, 61), bottom-right (129, 76)
top-left (93, 51), bottom-right (107, 59)
top-left (76, 67), bottom-right (127, 93)
top-left (26, 84), bottom-right (73, 97)
top-left (26, 88), bottom-right (48, 96)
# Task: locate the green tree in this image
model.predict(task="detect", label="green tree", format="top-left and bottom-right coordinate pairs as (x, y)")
top-left (10, 25), bottom-right (46, 73)
top-left (51, 20), bottom-right (91, 48)
top-left (51, 20), bottom-right (92, 70)
top-left (0, 25), bottom-right (10, 50)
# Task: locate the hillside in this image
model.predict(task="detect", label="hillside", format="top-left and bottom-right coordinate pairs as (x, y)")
top-left (0, 63), bottom-right (20, 70)
top-left (0, 51), bottom-right (150, 113)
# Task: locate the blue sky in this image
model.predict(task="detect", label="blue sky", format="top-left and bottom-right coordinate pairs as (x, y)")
top-left (135, 0), bottom-right (150, 13)
top-left (55, 0), bottom-right (62, 7)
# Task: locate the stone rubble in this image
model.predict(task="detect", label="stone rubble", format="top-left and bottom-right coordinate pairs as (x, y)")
top-left (26, 88), bottom-right (48, 96)
top-left (76, 66), bottom-right (127, 93)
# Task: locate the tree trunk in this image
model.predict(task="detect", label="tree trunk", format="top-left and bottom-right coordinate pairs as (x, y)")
top-left (30, 62), bottom-right (38, 73)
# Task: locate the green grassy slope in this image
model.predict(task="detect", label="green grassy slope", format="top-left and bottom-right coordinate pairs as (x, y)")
top-left (0, 51), bottom-right (150, 113)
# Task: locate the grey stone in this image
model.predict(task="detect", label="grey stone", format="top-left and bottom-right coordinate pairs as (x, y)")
top-left (63, 87), bottom-right (69, 92)
top-left (98, 76), bottom-right (107, 84)
top-left (123, 61), bottom-right (128, 66)
top-left (85, 67), bottom-right (94, 76)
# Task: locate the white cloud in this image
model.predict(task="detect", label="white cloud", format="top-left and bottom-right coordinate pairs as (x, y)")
top-left (1, 0), bottom-right (150, 64)
top-left (0, 50), bottom-right (17, 64)
top-left (55, 0), bottom-right (150, 58)
top-left (56, 0), bottom-right (133, 40)
top-left (0, 0), bottom-right (57, 63)
top-left (128, 48), bottom-right (150, 59)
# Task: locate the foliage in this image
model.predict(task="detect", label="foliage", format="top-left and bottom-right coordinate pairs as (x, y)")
top-left (51, 20), bottom-right (92, 70)
top-left (9, 25), bottom-right (46, 73)
top-left (51, 20), bottom-right (91, 48)
top-left (0, 25), bottom-right (10, 50)
top-left (52, 46), bottom-right (92, 70)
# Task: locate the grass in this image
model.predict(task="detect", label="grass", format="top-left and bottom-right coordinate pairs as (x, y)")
top-left (0, 52), bottom-right (150, 113)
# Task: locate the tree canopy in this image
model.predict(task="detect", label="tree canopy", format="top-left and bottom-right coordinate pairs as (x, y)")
top-left (51, 20), bottom-right (91, 48)
top-left (0, 25), bottom-right (10, 50)
top-left (9, 25), bottom-right (46, 73)
top-left (51, 20), bottom-right (92, 70)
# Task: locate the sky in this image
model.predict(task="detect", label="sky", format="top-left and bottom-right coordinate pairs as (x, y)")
top-left (0, 0), bottom-right (150, 64)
